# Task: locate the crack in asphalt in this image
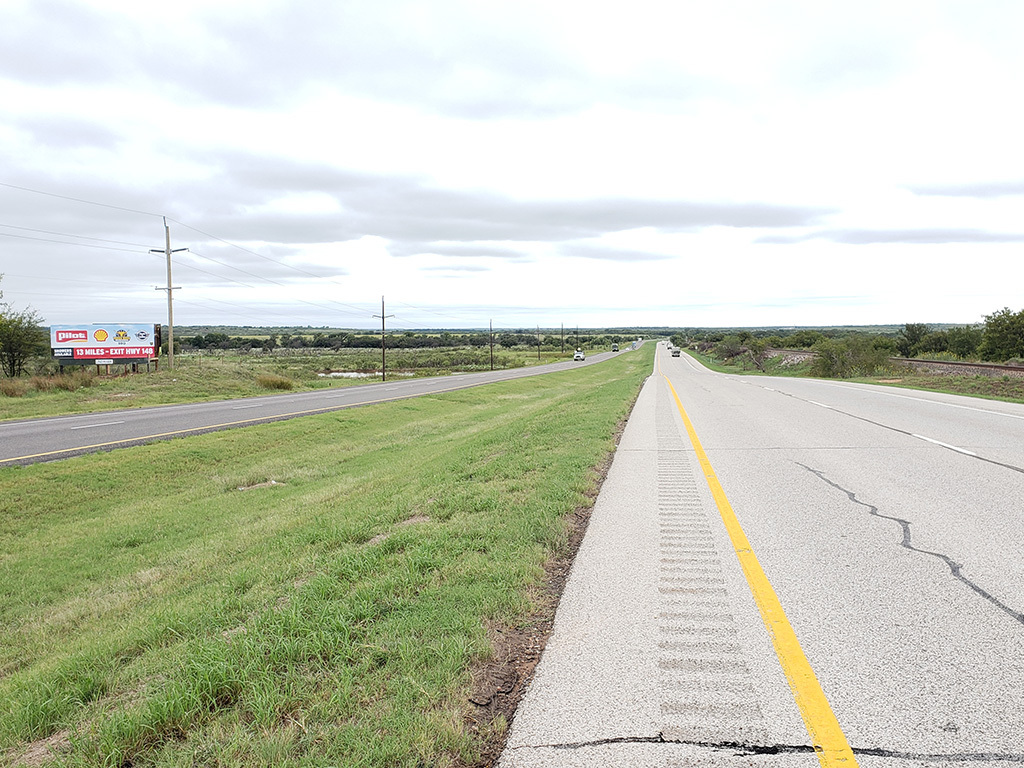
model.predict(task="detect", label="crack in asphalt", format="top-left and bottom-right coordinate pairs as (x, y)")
top-left (511, 733), bottom-right (1024, 761)
top-left (799, 463), bottom-right (1024, 628)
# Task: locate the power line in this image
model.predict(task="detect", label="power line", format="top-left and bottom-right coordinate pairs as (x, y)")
top-left (1, 183), bottom-right (365, 309)
top-left (166, 218), bottom-right (370, 314)
top-left (0, 223), bottom-right (153, 248)
top-left (0, 231), bottom-right (142, 253)
top-left (0, 181), bottom-right (163, 218)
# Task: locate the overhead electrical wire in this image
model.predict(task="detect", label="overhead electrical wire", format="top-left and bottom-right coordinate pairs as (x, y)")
top-left (1, 182), bottom-right (531, 330)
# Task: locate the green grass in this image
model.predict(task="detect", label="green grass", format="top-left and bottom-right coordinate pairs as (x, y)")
top-left (0, 348), bottom-right (591, 422)
top-left (866, 370), bottom-right (1024, 404)
top-left (0, 345), bottom-right (653, 767)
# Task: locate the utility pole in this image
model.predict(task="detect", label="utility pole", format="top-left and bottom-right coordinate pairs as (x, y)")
top-left (489, 319), bottom-right (494, 371)
top-left (575, 325), bottom-right (579, 350)
top-left (537, 324), bottom-right (541, 362)
top-left (373, 296), bottom-right (395, 381)
top-left (150, 217), bottom-right (186, 370)
top-left (561, 323), bottom-right (564, 354)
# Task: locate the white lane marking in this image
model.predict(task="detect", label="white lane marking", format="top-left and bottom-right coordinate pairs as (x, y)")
top-left (231, 405), bottom-right (262, 410)
top-left (70, 421), bottom-right (125, 430)
top-left (808, 400), bottom-right (833, 409)
top-left (912, 434), bottom-right (978, 456)
top-left (816, 381), bottom-right (1024, 421)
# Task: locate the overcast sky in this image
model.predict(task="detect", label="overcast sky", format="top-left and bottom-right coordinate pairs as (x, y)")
top-left (2, 0), bottom-right (1022, 331)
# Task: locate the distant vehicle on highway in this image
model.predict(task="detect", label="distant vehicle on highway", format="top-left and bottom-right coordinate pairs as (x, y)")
top-left (611, 344), bottom-right (619, 352)
top-left (574, 349), bottom-right (585, 361)
top-left (671, 348), bottom-right (681, 357)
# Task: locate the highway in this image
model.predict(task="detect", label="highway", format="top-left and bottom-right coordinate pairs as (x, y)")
top-left (500, 342), bottom-right (1024, 767)
top-left (0, 350), bottom-right (620, 466)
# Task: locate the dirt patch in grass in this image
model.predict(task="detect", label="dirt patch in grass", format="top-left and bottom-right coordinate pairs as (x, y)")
top-left (12, 729), bottom-right (71, 766)
top-left (461, 405), bottom-right (631, 767)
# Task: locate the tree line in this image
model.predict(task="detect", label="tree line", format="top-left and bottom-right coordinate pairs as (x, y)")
top-left (183, 330), bottom-right (631, 352)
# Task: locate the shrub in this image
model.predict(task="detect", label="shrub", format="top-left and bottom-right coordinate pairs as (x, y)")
top-left (811, 336), bottom-right (890, 378)
top-left (715, 335), bottom-right (744, 359)
top-left (1, 378), bottom-right (27, 397)
top-left (29, 376), bottom-right (56, 392)
top-left (53, 369), bottom-right (95, 391)
top-left (256, 374), bottom-right (294, 390)
top-left (980, 307), bottom-right (1024, 362)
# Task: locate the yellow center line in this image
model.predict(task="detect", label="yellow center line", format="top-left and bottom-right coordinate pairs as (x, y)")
top-left (662, 372), bottom-right (858, 767)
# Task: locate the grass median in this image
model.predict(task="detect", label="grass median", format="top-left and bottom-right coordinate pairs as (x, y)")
top-left (0, 345), bottom-right (652, 767)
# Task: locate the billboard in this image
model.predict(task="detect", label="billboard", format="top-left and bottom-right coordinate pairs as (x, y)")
top-left (51, 324), bottom-right (161, 363)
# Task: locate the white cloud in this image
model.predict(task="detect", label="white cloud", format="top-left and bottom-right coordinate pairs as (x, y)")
top-left (2, 0), bottom-right (1023, 329)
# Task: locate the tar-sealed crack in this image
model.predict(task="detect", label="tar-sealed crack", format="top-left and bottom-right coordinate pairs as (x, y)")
top-left (510, 733), bottom-right (1024, 762)
top-left (799, 462), bottom-right (1024, 627)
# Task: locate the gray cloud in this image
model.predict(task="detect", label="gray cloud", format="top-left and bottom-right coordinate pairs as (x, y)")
top-left (909, 181), bottom-right (1024, 198)
top-left (388, 242), bottom-right (532, 260)
top-left (13, 115), bottom-right (124, 151)
top-left (758, 228), bottom-right (1024, 245)
top-left (193, 152), bottom-right (831, 245)
top-left (558, 243), bottom-right (676, 262)
top-left (0, 1), bottom-right (717, 119)
top-left (421, 264), bottom-right (491, 273)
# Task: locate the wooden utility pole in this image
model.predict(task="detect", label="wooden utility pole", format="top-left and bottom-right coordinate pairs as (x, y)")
top-left (373, 296), bottom-right (395, 381)
top-left (150, 217), bottom-right (185, 369)
top-left (489, 319), bottom-right (494, 371)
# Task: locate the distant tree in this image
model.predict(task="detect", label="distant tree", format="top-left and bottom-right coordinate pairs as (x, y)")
top-left (204, 332), bottom-right (231, 349)
top-left (746, 337), bottom-right (769, 371)
top-left (811, 336), bottom-right (889, 378)
top-left (871, 335), bottom-right (899, 356)
top-left (916, 331), bottom-right (949, 356)
top-left (896, 323), bottom-right (930, 357)
top-left (782, 330), bottom-right (824, 348)
top-left (946, 325), bottom-right (982, 359)
top-left (979, 307), bottom-right (1024, 361)
top-left (716, 335), bottom-right (744, 359)
top-left (0, 291), bottom-right (47, 377)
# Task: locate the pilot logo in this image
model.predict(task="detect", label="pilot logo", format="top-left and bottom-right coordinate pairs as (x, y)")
top-left (114, 329), bottom-right (131, 341)
top-left (55, 330), bottom-right (88, 343)
top-left (94, 329), bottom-right (109, 342)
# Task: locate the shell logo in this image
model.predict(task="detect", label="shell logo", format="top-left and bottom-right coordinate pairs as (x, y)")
top-left (94, 329), bottom-right (109, 342)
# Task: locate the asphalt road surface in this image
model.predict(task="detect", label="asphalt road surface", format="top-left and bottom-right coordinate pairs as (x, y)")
top-left (500, 342), bottom-right (1024, 767)
top-left (0, 349), bottom-right (621, 466)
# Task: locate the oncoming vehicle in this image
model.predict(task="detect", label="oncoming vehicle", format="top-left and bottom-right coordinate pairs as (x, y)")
top-left (573, 349), bottom-right (585, 361)
top-left (671, 348), bottom-right (681, 357)
top-left (611, 343), bottom-right (619, 352)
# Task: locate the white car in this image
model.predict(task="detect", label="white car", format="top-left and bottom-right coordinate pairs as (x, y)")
top-left (573, 349), bottom-right (585, 361)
